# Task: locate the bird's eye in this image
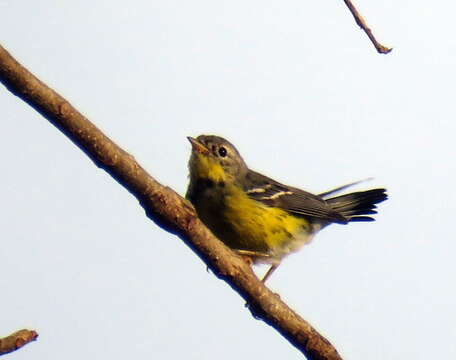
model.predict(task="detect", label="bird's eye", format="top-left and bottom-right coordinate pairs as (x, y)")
top-left (218, 146), bottom-right (227, 157)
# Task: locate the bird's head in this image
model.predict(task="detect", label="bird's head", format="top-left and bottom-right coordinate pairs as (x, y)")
top-left (187, 135), bottom-right (248, 184)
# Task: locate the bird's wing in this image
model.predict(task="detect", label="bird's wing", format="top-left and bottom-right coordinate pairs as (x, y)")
top-left (244, 170), bottom-right (348, 224)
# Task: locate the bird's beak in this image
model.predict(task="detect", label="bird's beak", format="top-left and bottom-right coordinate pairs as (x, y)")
top-left (187, 136), bottom-right (210, 155)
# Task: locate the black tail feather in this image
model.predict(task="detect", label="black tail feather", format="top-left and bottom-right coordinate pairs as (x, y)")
top-left (326, 188), bottom-right (387, 222)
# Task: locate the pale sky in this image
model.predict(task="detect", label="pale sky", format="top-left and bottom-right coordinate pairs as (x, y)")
top-left (1, 1), bottom-right (455, 359)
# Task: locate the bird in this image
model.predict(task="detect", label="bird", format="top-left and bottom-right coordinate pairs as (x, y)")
top-left (186, 135), bottom-right (387, 282)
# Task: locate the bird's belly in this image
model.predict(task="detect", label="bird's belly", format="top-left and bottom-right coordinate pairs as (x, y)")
top-left (195, 185), bottom-right (314, 260)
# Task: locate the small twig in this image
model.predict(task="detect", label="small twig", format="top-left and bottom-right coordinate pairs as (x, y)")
top-left (343, 0), bottom-right (392, 54)
top-left (0, 329), bottom-right (38, 356)
top-left (0, 43), bottom-right (343, 360)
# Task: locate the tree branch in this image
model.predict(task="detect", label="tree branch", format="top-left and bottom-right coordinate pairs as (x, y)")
top-left (0, 44), bottom-right (342, 360)
top-left (343, 0), bottom-right (392, 54)
top-left (0, 329), bottom-right (38, 356)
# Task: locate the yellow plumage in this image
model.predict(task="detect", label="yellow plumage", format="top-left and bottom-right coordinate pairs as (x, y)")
top-left (186, 135), bottom-right (387, 282)
top-left (196, 181), bottom-right (311, 255)
top-left (187, 145), bottom-right (312, 258)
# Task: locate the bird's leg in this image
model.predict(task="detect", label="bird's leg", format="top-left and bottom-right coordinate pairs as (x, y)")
top-left (234, 250), bottom-right (279, 283)
top-left (261, 264), bottom-right (279, 283)
top-left (235, 249), bottom-right (272, 261)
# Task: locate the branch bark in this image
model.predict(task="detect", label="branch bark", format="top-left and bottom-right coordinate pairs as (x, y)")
top-left (343, 0), bottom-right (392, 54)
top-left (0, 329), bottom-right (38, 356)
top-left (0, 44), bottom-right (342, 360)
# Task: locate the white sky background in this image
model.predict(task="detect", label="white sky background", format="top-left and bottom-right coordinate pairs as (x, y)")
top-left (1, 1), bottom-right (455, 359)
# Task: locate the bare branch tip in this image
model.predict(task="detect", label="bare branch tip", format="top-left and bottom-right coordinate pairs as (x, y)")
top-left (378, 46), bottom-right (393, 54)
top-left (0, 329), bottom-right (38, 355)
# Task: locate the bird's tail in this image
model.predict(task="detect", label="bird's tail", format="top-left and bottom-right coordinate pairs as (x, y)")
top-left (324, 188), bottom-right (388, 222)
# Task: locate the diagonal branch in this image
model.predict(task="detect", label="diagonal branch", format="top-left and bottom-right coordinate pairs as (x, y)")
top-left (0, 44), bottom-right (342, 360)
top-left (343, 0), bottom-right (392, 54)
top-left (0, 329), bottom-right (38, 356)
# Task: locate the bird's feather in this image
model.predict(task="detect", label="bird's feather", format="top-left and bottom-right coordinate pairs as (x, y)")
top-left (244, 170), bottom-right (348, 224)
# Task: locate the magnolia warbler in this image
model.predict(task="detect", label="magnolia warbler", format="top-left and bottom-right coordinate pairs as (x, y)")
top-left (186, 135), bottom-right (387, 282)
